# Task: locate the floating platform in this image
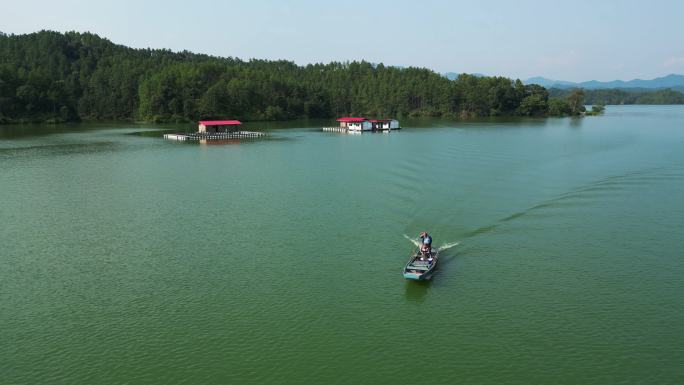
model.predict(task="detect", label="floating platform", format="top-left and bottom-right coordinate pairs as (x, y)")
top-left (164, 131), bottom-right (268, 141)
top-left (322, 127), bottom-right (400, 133)
top-left (322, 127), bottom-right (350, 133)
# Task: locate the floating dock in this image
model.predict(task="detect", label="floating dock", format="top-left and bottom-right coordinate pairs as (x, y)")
top-left (323, 117), bottom-right (400, 133)
top-left (163, 131), bottom-right (268, 141)
top-left (322, 126), bottom-right (351, 133)
top-left (322, 127), bottom-right (398, 133)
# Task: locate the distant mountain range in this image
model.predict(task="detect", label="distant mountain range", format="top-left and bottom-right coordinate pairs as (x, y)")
top-left (442, 72), bottom-right (684, 92)
top-left (523, 74), bottom-right (684, 91)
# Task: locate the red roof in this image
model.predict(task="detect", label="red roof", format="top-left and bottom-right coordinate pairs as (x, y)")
top-left (199, 120), bottom-right (242, 126)
top-left (336, 117), bottom-right (367, 123)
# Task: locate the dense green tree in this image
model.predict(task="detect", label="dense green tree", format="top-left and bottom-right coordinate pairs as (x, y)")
top-left (0, 30), bottom-right (613, 124)
top-left (587, 104), bottom-right (605, 115)
top-left (567, 89), bottom-right (586, 115)
top-left (548, 87), bottom-right (684, 105)
top-left (516, 84), bottom-right (549, 116)
top-left (548, 98), bottom-right (572, 116)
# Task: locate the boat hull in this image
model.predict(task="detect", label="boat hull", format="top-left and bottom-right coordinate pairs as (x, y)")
top-left (403, 270), bottom-right (436, 280)
top-left (403, 250), bottom-right (439, 280)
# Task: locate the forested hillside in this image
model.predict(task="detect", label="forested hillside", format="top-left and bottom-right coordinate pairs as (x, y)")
top-left (1, 31), bottom-right (564, 123)
top-left (548, 87), bottom-right (684, 105)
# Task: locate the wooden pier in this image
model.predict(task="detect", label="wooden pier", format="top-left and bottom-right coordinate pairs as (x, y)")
top-left (164, 131), bottom-right (268, 141)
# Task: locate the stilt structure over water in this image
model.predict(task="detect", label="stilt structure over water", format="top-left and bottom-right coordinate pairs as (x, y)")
top-left (323, 117), bottom-right (400, 133)
top-left (164, 120), bottom-right (268, 142)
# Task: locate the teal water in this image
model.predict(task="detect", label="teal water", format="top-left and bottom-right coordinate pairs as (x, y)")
top-left (2, 106), bottom-right (683, 384)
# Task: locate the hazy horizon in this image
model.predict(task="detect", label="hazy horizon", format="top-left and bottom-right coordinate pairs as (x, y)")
top-left (2, 0), bottom-right (683, 82)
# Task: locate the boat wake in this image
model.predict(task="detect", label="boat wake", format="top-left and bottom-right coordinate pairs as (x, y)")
top-left (436, 241), bottom-right (460, 252)
top-left (403, 234), bottom-right (422, 248)
top-left (403, 234), bottom-right (459, 252)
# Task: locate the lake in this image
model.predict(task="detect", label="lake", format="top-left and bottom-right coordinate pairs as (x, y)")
top-left (2, 106), bottom-right (683, 385)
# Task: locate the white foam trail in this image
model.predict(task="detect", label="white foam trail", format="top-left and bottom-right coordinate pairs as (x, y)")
top-left (403, 234), bottom-right (422, 248)
top-left (437, 242), bottom-right (460, 252)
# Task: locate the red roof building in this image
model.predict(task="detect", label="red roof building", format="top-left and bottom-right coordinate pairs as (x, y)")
top-left (334, 117), bottom-right (399, 131)
top-left (198, 120), bottom-right (242, 133)
top-left (336, 117), bottom-right (371, 130)
top-left (336, 117), bottom-right (367, 123)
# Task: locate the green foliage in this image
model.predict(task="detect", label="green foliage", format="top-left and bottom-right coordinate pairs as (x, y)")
top-left (546, 89), bottom-right (588, 117)
top-left (547, 98), bottom-right (572, 116)
top-left (1, 30), bottom-right (562, 123)
top-left (516, 84), bottom-right (549, 116)
top-left (548, 87), bottom-right (684, 105)
top-left (590, 104), bottom-right (605, 115)
top-left (566, 89), bottom-right (586, 114)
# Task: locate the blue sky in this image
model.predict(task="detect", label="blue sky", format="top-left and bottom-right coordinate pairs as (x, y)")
top-left (2, 0), bottom-right (683, 81)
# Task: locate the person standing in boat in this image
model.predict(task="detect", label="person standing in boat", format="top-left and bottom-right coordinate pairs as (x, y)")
top-left (419, 232), bottom-right (432, 254)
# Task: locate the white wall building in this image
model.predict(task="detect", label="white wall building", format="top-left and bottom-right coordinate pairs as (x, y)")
top-left (335, 117), bottom-right (399, 132)
top-left (370, 119), bottom-right (400, 130)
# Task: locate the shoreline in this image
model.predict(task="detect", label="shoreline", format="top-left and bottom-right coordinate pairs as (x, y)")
top-left (0, 112), bottom-right (610, 127)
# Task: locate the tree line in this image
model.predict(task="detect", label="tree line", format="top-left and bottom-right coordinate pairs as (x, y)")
top-left (1, 31), bottom-right (587, 124)
top-left (548, 87), bottom-right (684, 105)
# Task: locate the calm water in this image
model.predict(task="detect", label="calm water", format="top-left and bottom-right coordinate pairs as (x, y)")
top-left (2, 106), bottom-right (684, 385)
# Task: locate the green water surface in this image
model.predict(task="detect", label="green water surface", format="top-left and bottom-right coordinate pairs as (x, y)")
top-left (2, 106), bottom-right (683, 384)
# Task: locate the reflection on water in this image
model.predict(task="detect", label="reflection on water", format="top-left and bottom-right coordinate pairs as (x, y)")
top-left (403, 279), bottom-right (432, 302)
top-left (0, 122), bottom-right (187, 140)
top-left (0, 141), bottom-right (119, 158)
top-left (568, 116), bottom-right (584, 128)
